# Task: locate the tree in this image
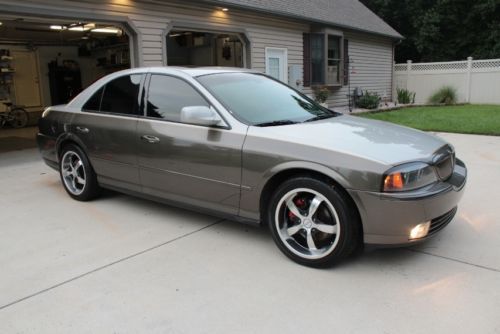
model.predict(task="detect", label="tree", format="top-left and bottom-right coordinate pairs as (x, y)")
top-left (360, 0), bottom-right (500, 62)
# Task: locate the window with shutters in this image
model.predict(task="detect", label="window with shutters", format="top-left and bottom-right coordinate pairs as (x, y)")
top-left (303, 31), bottom-right (347, 87)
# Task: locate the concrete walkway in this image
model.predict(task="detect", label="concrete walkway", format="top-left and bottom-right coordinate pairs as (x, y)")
top-left (0, 133), bottom-right (499, 333)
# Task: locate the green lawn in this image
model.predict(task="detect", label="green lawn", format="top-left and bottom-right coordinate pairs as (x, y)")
top-left (358, 104), bottom-right (500, 135)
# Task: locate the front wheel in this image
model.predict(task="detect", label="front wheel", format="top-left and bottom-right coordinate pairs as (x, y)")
top-left (268, 176), bottom-right (360, 268)
top-left (8, 108), bottom-right (28, 128)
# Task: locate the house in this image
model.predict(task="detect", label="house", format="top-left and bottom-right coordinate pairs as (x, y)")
top-left (0, 0), bottom-right (401, 114)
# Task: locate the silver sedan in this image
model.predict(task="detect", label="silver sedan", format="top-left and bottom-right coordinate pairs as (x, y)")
top-left (37, 67), bottom-right (467, 267)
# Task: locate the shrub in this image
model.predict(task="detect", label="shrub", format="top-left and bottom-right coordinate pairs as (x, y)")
top-left (313, 86), bottom-right (330, 104)
top-left (357, 91), bottom-right (381, 109)
top-left (429, 86), bottom-right (457, 105)
top-left (396, 88), bottom-right (416, 104)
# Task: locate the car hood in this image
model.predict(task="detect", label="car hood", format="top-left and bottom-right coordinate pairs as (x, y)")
top-left (251, 115), bottom-right (448, 166)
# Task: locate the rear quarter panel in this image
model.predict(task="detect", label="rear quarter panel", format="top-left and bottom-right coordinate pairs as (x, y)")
top-left (37, 107), bottom-right (76, 166)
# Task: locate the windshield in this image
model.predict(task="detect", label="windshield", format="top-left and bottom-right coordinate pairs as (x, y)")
top-left (196, 73), bottom-right (339, 126)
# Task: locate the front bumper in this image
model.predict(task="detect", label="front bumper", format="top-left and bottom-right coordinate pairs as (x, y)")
top-left (348, 158), bottom-right (467, 246)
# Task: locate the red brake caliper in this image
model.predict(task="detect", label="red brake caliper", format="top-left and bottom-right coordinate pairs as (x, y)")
top-left (288, 197), bottom-right (306, 219)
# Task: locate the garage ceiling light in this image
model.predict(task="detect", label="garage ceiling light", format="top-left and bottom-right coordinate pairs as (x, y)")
top-left (50, 23), bottom-right (97, 32)
top-left (49, 23), bottom-right (121, 35)
top-left (69, 23), bottom-right (95, 31)
top-left (91, 27), bottom-right (121, 34)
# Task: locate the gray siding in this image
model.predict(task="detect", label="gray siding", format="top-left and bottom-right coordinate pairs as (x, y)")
top-left (305, 31), bottom-right (394, 107)
top-left (0, 0), bottom-right (393, 107)
top-left (347, 32), bottom-right (394, 102)
top-left (328, 32), bottom-right (393, 106)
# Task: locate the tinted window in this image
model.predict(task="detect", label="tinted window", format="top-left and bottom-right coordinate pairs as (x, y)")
top-left (100, 75), bottom-right (142, 115)
top-left (197, 73), bottom-right (336, 125)
top-left (82, 87), bottom-right (104, 112)
top-left (146, 75), bottom-right (208, 122)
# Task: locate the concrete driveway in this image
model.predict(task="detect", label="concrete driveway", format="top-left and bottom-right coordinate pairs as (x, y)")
top-left (0, 132), bottom-right (499, 333)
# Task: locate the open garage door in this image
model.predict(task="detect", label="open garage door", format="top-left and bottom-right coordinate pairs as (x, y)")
top-left (0, 16), bottom-right (132, 153)
top-left (167, 30), bottom-right (246, 68)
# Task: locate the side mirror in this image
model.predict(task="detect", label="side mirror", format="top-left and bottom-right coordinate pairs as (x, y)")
top-left (180, 106), bottom-right (224, 127)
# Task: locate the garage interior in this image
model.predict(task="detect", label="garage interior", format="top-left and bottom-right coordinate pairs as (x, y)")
top-left (0, 16), bottom-right (131, 152)
top-left (167, 30), bottom-right (244, 67)
top-left (0, 16), bottom-right (131, 120)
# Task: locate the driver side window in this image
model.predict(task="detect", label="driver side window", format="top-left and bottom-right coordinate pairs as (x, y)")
top-left (146, 75), bottom-right (208, 122)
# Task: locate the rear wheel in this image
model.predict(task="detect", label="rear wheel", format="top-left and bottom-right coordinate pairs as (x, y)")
top-left (59, 144), bottom-right (100, 201)
top-left (268, 176), bottom-right (360, 267)
top-left (8, 108), bottom-right (28, 128)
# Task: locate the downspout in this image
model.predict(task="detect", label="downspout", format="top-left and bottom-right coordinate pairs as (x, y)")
top-left (392, 39), bottom-right (402, 103)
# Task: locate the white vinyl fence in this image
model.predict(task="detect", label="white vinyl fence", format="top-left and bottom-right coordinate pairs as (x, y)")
top-left (393, 58), bottom-right (500, 104)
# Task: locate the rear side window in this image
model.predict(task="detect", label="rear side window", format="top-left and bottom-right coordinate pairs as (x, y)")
top-left (82, 87), bottom-right (104, 112)
top-left (146, 75), bottom-right (208, 122)
top-left (101, 75), bottom-right (142, 115)
top-left (82, 75), bottom-right (142, 116)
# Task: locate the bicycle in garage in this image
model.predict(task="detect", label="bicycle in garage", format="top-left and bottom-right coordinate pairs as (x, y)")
top-left (0, 102), bottom-right (28, 129)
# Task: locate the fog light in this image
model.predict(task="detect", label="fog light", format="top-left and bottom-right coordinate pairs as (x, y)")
top-left (410, 222), bottom-right (431, 239)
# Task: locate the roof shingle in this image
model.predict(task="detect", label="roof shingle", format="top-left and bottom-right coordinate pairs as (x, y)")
top-left (203, 0), bottom-right (402, 39)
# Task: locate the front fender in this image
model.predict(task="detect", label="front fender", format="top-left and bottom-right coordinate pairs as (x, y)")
top-left (262, 160), bottom-right (351, 190)
top-left (239, 160), bottom-right (352, 221)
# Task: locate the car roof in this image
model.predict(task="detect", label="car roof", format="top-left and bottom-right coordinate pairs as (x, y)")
top-left (119, 66), bottom-right (257, 78)
top-left (165, 66), bottom-right (257, 77)
top-left (66, 66), bottom-right (258, 109)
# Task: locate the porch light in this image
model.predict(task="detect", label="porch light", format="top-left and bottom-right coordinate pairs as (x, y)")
top-left (409, 222), bottom-right (430, 239)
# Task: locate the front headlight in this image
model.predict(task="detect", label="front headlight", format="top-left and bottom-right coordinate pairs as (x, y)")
top-left (383, 162), bottom-right (438, 192)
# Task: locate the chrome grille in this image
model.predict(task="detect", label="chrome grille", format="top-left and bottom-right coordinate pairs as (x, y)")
top-left (429, 207), bottom-right (457, 236)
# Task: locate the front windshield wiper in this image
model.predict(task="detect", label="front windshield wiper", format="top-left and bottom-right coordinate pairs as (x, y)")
top-left (304, 114), bottom-right (338, 123)
top-left (254, 120), bottom-right (299, 127)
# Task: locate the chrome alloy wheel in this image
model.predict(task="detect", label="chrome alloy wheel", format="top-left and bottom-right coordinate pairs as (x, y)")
top-left (275, 188), bottom-right (341, 260)
top-left (61, 151), bottom-right (86, 195)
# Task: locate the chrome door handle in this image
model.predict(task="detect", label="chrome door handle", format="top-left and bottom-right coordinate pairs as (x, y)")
top-left (141, 135), bottom-right (160, 144)
top-left (76, 126), bottom-right (89, 134)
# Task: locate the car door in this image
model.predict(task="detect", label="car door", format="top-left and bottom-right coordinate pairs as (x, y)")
top-left (137, 74), bottom-right (246, 215)
top-left (71, 74), bottom-right (144, 192)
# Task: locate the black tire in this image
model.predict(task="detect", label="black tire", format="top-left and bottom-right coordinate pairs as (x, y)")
top-left (267, 176), bottom-right (360, 268)
top-left (8, 108), bottom-right (28, 128)
top-left (59, 144), bottom-right (101, 201)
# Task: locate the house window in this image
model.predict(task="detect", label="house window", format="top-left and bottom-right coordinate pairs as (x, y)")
top-left (327, 35), bottom-right (341, 85)
top-left (310, 34), bottom-right (325, 85)
top-left (303, 32), bottom-right (347, 87)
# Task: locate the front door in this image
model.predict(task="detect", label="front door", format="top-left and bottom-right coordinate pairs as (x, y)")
top-left (72, 74), bottom-right (143, 192)
top-left (265, 47), bottom-right (288, 83)
top-left (11, 50), bottom-right (41, 107)
top-left (137, 74), bottom-right (246, 215)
